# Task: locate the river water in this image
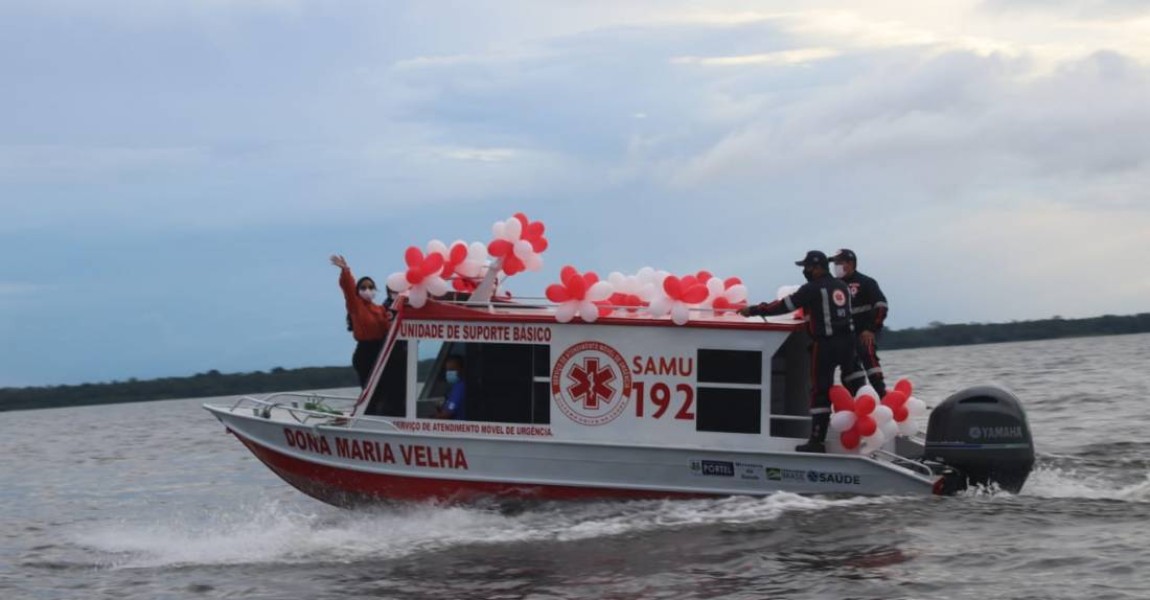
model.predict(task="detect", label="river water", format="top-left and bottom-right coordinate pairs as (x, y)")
top-left (3, 334), bottom-right (1149, 599)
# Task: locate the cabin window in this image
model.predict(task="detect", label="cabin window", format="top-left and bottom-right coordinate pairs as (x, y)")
top-left (412, 340), bottom-right (550, 424)
top-left (769, 331), bottom-right (813, 438)
top-left (464, 342), bottom-right (551, 424)
top-left (695, 349), bottom-right (762, 434)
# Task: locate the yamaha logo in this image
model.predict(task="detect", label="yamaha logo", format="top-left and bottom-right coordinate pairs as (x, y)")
top-left (968, 425), bottom-right (1024, 441)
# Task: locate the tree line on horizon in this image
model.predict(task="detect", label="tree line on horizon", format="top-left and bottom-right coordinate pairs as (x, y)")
top-left (2, 312), bottom-right (1147, 412)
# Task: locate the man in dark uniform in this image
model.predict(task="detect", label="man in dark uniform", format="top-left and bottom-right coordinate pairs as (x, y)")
top-left (739, 250), bottom-right (865, 453)
top-left (829, 249), bottom-right (889, 398)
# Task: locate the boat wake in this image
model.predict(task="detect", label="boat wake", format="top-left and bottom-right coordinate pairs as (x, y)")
top-left (74, 493), bottom-right (896, 569)
top-left (1019, 466), bottom-right (1150, 502)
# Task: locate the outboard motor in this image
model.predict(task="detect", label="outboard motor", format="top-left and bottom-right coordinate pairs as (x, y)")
top-left (924, 386), bottom-right (1035, 493)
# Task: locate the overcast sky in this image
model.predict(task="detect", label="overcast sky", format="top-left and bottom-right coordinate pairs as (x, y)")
top-left (2, 0), bottom-right (1148, 387)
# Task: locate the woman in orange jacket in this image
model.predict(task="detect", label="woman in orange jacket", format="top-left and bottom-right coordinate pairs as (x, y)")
top-left (330, 254), bottom-right (391, 388)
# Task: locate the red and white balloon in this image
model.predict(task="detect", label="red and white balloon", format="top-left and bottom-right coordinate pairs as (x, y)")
top-left (828, 384), bottom-right (891, 454)
top-left (385, 245), bottom-right (449, 308)
top-left (546, 266), bottom-right (614, 323)
top-left (647, 273), bottom-right (709, 325)
top-left (703, 272), bottom-right (748, 317)
top-left (487, 212), bottom-right (548, 276)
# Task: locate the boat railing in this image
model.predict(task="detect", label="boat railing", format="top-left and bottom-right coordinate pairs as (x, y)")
top-left (872, 448), bottom-right (936, 479)
top-left (227, 391), bottom-right (366, 426)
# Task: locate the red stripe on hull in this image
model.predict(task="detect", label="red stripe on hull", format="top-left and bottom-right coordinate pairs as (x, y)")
top-left (234, 433), bottom-right (704, 507)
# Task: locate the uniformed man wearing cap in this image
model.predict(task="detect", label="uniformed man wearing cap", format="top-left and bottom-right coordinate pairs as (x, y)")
top-left (829, 249), bottom-right (890, 398)
top-left (739, 250), bottom-right (865, 453)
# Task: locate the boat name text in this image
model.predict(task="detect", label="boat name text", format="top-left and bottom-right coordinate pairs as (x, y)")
top-left (282, 428), bottom-right (469, 469)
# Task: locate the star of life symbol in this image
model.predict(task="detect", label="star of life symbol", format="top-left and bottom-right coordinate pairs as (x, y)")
top-left (567, 357), bottom-right (617, 410)
top-left (551, 341), bottom-right (633, 426)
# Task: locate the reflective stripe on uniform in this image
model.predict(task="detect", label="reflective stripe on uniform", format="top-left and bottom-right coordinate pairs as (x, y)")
top-left (843, 370), bottom-right (867, 382)
top-left (866, 367), bottom-right (884, 376)
top-left (875, 301), bottom-right (889, 309)
top-left (784, 296), bottom-right (795, 312)
top-left (810, 407), bottom-right (831, 415)
top-left (851, 304), bottom-right (872, 314)
top-left (820, 288), bottom-right (833, 337)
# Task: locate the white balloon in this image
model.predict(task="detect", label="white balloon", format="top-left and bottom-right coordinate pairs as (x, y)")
top-left (897, 419), bottom-right (918, 436)
top-left (638, 283), bottom-right (659, 302)
top-left (636, 266), bottom-right (656, 282)
top-left (408, 286), bottom-right (428, 308)
top-left (830, 411), bottom-right (857, 432)
top-left (856, 385), bottom-right (878, 400)
top-left (427, 239), bottom-right (448, 256)
top-left (706, 277), bottom-right (725, 297)
top-left (579, 299), bottom-right (600, 322)
top-left (492, 221), bottom-right (505, 240)
top-left (426, 276), bottom-right (449, 297)
top-left (873, 405), bottom-right (894, 424)
top-left (907, 397), bottom-right (928, 417)
top-left (647, 295), bottom-right (672, 317)
top-left (858, 431), bottom-right (887, 455)
top-left (608, 271), bottom-right (626, 287)
top-left (386, 272), bottom-right (411, 292)
top-left (504, 217), bottom-right (522, 240)
top-left (526, 253), bottom-right (544, 272)
top-left (671, 303), bottom-right (691, 325)
top-left (513, 239), bottom-right (533, 260)
top-left (880, 419), bottom-right (899, 439)
top-left (727, 284), bottom-right (748, 303)
top-left (555, 302), bottom-right (577, 323)
top-left (587, 281), bottom-right (614, 302)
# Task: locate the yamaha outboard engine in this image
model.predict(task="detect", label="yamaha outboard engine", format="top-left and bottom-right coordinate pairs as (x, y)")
top-left (924, 386), bottom-right (1035, 493)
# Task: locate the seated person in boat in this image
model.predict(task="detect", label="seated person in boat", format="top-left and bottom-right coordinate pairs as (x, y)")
top-left (435, 355), bottom-right (467, 419)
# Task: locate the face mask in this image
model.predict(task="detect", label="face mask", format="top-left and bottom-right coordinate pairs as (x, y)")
top-left (445, 370), bottom-right (460, 385)
top-left (802, 267), bottom-right (815, 282)
top-left (359, 288), bottom-right (377, 302)
top-left (833, 264), bottom-right (847, 278)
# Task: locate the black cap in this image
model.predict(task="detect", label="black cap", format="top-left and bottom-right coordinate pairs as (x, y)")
top-left (794, 250), bottom-right (828, 268)
top-left (829, 248), bottom-right (857, 264)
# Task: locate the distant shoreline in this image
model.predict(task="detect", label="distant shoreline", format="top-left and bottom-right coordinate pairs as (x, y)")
top-left (3, 313), bottom-right (1147, 412)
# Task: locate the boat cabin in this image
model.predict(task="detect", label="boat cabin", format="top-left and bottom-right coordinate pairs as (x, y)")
top-left (355, 300), bottom-right (816, 453)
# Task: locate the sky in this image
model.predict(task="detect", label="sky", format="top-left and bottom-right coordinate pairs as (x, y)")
top-left (2, 0), bottom-right (1149, 387)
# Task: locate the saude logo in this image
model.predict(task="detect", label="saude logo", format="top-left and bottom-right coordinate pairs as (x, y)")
top-left (968, 425), bottom-right (1024, 440)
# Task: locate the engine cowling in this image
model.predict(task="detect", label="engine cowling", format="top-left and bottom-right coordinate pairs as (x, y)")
top-left (924, 386), bottom-right (1035, 493)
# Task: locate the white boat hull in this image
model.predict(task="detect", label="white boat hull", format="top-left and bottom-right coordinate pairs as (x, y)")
top-left (206, 406), bottom-right (938, 506)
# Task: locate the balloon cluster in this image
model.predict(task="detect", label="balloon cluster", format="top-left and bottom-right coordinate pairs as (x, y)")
top-left (828, 378), bottom-right (927, 454)
top-left (487, 213), bottom-right (548, 276)
top-left (385, 246), bottom-right (449, 308)
top-left (545, 266), bottom-right (614, 323)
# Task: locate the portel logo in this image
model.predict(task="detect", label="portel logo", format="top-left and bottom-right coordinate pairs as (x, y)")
top-left (968, 425), bottom-right (1024, 440)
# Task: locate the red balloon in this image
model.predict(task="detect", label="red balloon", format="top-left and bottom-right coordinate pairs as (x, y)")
top-left (713, 297), bottom-right (732, 311)
top-left (663, 276), bottom-right (682, 299)
top-left (893, 405), bottom-right (909, 422)
top-left (681, 275), bottom-right (699, 289)
top-left (513, 212), bottom-right (529, 229)
top-left (882, 390), bottom-right (908, 408)
top-left (404, 246), bottom-right (423, 268)
top-left (724, 276), bottom-right (742, 288)
top-left (682, 284), bottom-right (709, 304)
top-left (830, 386), bottom-right (854, 412)
top-left (502, 254), bottom-right (525, 275)
top-left (560, 265), bottom-right (579, 286)
top-left (405, 268), bottom-right (422, 285)
top-left (566, 275), bottom-right (587, 299)
top-left (841, 430), bottom-right (861, 450)
top-left (895, 378), bottom-right (913, 396)
top-left (696, 270), bottom-right (713, 283)
top-left (449, 243), bottom-right (468, 264)
top-left (488, 239), bottom-right (513, 258)
top-left (546, 284), bottom-right (570, 303)
top-left (530, 237), bottom-right (548, 253)
top-left (525, 221), bottom-right (545, 240)
top-left (854, 414), bottom-right (877, 437)
top-left (420, 253), bottom-right (444, 277)
top-left (855, 395), bottom-right (877, 415)
top-left (582, 271), bottom-right (599, 286)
